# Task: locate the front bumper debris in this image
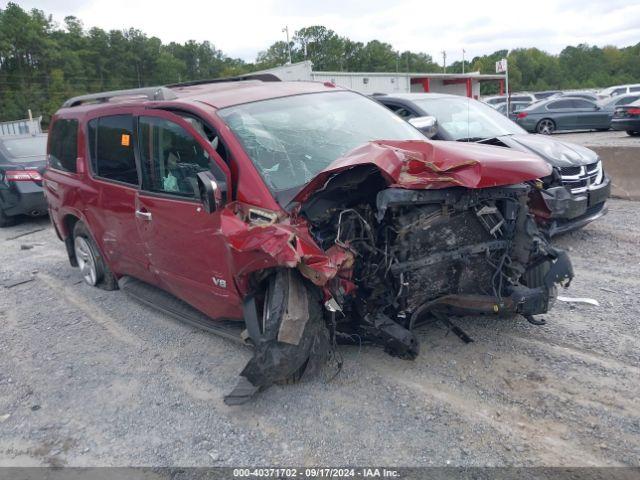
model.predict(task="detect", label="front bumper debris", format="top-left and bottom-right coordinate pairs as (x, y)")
top-left (538, 175), bottom-right (611, 236)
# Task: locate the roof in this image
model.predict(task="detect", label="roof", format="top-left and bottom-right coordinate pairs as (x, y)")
top-left (57, 79), bottom-right (345, 114)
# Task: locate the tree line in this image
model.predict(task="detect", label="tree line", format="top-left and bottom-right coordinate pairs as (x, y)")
top-left (1, 2), bottom-right (639, 123)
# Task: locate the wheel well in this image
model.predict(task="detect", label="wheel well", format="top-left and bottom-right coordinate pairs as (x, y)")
top-left (537, 118), bottom-right (556, 128)
top-left (63, 214), bottom-right (80, 267)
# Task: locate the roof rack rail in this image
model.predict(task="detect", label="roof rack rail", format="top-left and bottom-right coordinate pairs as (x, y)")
top-left (166, 73), bottom-right (281, 88)
top-left (62, 86), bottom-right (177, 108)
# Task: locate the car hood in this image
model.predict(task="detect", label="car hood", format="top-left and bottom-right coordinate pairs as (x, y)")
top-left (291, 139), bottom-right (551, 204)
top-left (498, 134), bottom-right (599, 167)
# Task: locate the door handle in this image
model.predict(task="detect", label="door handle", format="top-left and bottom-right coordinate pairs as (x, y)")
top-left (135, 209), bottom-right (152, 221)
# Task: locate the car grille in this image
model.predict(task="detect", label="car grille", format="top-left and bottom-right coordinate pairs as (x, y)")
top-left (559, 166), bottom-right (581, 176)
top-left (560, 162), bottom-right (601, 194)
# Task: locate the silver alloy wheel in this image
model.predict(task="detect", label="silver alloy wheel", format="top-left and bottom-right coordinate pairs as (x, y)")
top-left (74, 236), bottom-right (98, 286)
top-left (537, 119), bottom-right (555, 135)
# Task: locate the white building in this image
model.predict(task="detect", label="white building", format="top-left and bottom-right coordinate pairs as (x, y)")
top-left (254, 60), bottom-right (506, 99)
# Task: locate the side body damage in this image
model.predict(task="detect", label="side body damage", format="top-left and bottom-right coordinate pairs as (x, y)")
top-left (223, 141), bottom-right (574, 404)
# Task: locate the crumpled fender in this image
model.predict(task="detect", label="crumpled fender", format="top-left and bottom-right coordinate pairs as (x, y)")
top-left (220, 205), bottom-right (351, 291)
top-left (291, 140), bottom-right (551, 204)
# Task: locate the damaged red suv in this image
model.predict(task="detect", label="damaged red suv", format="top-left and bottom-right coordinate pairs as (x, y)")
top-left (45, 78), bottom-right (573, 404)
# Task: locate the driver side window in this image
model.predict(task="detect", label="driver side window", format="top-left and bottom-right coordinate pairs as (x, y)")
top-left (138, 116), bottom-right (211, 198)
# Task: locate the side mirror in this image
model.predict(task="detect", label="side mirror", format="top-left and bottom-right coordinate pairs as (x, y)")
top-left (197, 171), bottom-right (224, 214)
top-left (594, 105), bottom-right (601, 110)
top-left (408, 115), bottom-right (438, 139)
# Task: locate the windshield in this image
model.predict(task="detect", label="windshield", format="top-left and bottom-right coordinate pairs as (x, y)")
top-left (218, 91), bottom-right (424, 198)
top-left (410, 97), bottom-right (526, 141)
top-left (2, 136), bottom-right (47, 161)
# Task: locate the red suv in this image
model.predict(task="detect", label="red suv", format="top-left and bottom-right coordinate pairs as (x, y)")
top-left (45, 78), bottom-right (573, 404)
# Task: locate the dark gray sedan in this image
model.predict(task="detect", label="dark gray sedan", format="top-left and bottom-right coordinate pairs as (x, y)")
top-left (514, 97), bottom-right (612, 134)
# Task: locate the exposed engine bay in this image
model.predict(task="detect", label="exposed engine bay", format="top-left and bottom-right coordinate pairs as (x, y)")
top-left (300, 165), bottom-right (573, 357)
top-left (225, 164), bottom-right (574, 404)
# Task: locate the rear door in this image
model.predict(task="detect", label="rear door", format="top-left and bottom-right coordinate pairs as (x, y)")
top-left (133, 109), bottom-right (242, 320)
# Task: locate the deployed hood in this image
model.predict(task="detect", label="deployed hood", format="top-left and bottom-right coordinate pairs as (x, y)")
top-left (498, 134), bottom-right (599, 167)
top-left (292, 139), bottom-right (551, 204)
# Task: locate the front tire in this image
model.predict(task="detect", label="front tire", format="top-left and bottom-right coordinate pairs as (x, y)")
top-left (72, 221), bottom-right (118, 290)
top-left (536, 119), bottom-right (556, 135)
top-left (626, 130), bottom-right (640, 137)
top-left (242, 269), bottom-right (327, 387)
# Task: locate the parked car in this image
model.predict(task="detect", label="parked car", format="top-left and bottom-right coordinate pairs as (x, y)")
top-left (374, 93), bottom-right (611, 235)
top-left (610, 99), bottom-right (640, 136)
top-left (598, 93), bottom-right (640, 114)
top-left (514, 97), bottom-right (611, 134)
top-left (0, 133), bottom-right (48, 227)
top-left (598, 84), bottom-right (640, 100)
top-left (557, 91), bottom-right (599, 102)
top-left (45, 80), bottom-right (573, 404)
top-left (533, 91), bottom-right (561, 100)
top-left (495, 100), bottom-right (532, 120)
top-left (483, 92), bottom-right (536, 106)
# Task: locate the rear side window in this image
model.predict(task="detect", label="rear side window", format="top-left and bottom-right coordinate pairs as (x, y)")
top-left (48, 119), bottom-right (78, 172)
top-left (616, 96), bottom-right (639, 106)
top-left (87, 115), bottom-right (138, 186)
top-left (629, 87), bottom-right (640, 93)
top-left (548, 100), bottom-right (573, 109)
top-left (572, 99), bottom-right (595, 108)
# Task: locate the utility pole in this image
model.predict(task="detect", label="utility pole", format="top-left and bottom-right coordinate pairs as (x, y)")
top-left (462, 49), bottom-right (466, 74)
top-left (441, 50), bottom-right (447, 73)
top-left (282, 26), bottom-right (293, 64)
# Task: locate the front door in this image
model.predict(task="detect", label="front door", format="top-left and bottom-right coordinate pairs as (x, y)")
top-left (133, 110), bottom-right (242, 321)
top-left (85, 113), bottom-right (153, 283)
top-left (572, 99), bottom-right (609, 129)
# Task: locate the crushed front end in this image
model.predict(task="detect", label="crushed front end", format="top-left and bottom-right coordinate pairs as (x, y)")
top-left (224, 140), bottom-right (574, 404)
top-left (301, 167), bottom-right (573, 358)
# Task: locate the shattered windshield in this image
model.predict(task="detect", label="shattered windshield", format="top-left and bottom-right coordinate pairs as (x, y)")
top-left (412, 97), bottom-right (526, 141)
top-left (218, 91), bottom-right (425, 200)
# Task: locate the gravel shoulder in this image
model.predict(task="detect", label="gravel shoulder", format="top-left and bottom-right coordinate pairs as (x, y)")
top-left (1, 200), bottom-right (639, 467)
top-left (552, 130), bottom-right (640, 147)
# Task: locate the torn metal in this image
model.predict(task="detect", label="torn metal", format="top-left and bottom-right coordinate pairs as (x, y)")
top-left (221, 141), bottom-right (574, 404)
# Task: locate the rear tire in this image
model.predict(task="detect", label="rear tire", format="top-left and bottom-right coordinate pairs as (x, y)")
top-left (536, 119), bottom-right (556, 135)
top-left (626, 130), bottom-right (640, 137)
top-left (0, 202), bottom-right (16, 228)
top-left (72, 221), bottom-right (118, 290)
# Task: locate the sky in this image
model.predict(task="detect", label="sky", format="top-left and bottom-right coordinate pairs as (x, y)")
top-left (7, 0), bottom-right (640, 65)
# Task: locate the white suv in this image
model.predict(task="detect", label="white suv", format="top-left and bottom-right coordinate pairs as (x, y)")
top-left (598, 84), bottom-right (640, 99)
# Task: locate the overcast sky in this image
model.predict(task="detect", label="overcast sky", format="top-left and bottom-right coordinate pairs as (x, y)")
top-left (8, 0), bottom-right (640, 65)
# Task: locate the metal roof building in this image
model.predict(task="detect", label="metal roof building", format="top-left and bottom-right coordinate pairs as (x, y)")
top-left (255, 60), bottom-right (506, 99)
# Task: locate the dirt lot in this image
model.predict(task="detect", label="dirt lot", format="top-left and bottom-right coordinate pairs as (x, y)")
top-left (1, 199), bottom-right (639, 467)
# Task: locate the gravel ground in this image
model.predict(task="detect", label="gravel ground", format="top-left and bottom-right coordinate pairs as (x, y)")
top-left (552, 130), bottom-right (640, 147)
top-left (1, 200), bottom-right (639, 467)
